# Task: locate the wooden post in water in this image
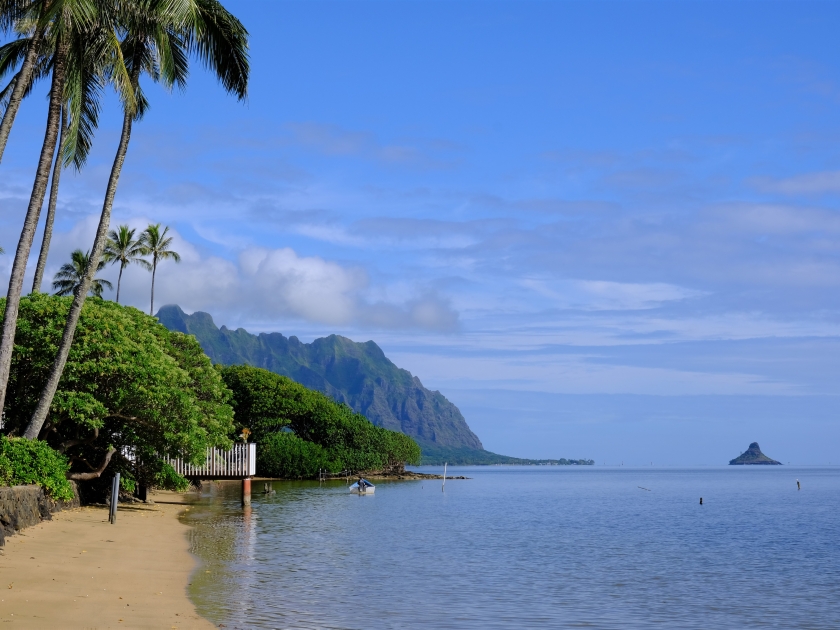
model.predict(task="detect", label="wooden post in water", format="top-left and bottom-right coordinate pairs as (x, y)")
top-left (242, 477), bottom-right (251, 507)
top-left (442, 462), bottom-right (447, 492)
top-left (109, 473), bottom-right (120, 524)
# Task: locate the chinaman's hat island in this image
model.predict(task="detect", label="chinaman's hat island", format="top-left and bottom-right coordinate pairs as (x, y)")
top-left (729, 442), bottom-right (782, 465)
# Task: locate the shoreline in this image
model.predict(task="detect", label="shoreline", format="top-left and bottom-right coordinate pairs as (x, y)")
top-left (0, 491), bottom-right (212, 628)
top-left (254, 470), bottom-right (470, 482)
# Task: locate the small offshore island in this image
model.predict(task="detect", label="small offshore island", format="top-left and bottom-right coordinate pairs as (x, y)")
top-left (729, 442), bottom-right (782, 465)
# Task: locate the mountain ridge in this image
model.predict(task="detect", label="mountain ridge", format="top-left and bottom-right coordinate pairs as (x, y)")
top-left (157, 305), bottom-right (484, 452)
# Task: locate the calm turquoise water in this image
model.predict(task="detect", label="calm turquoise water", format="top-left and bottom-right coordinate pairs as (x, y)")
top-left (183, 467), bottom-right (840, 629)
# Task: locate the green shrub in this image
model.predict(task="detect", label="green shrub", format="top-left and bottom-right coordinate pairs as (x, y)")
top-left (152, 462), bottom-right (190, 492)
top-left (0, 437), bottom-right (74, 501)
top-left (1, 294), bottom-right (235, 490)
top-left (257, 432), bottom-right (339, 479)
top-left (223, 365), bottom-right (422, 477)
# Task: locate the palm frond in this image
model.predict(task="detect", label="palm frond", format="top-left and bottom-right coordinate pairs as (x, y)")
top-left (141, 223), bottom-right (181, 263)
top-left (187, 0), bottom-right (248, 100)
top-left (51, 248), bottom-right (111, 297)
top-left (63, 28), bottom-right (105, 169)
top-left (104, 224), bottom-right (152, 270)
top-left (0, 37), bottom-right (31, 81)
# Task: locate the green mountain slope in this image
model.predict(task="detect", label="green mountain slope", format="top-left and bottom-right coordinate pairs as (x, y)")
top-left (157, 305), bottom-right (484, 453)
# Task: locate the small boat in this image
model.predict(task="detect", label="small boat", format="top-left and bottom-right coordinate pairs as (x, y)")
top-left (350, 479), bottom-right (375, 494)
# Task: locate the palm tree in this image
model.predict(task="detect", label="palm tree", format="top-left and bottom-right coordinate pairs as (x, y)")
top-left (0, 0), bottom-right (46, 162)
top-left (102, 224), bottom-right (150, 303)
top-left (52, 249), bottom-right (112, 298)
top-left (23, 0), bottom-right (249, 440)
top-left (31, 103), bottom-right (69, 293)
top-left (141, 223), bottom-right (180, 316)
top-left (0, 0), bottom-right (127, 416)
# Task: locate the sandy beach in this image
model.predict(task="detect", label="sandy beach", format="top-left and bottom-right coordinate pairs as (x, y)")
top-left (0, 491), bottom-right (213, 629)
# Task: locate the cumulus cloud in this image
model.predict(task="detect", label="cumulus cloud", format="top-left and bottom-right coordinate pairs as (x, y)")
top-left (239, 247), bottom-right (367, 325)
top-left (9, 218), bottom-right (461, 333)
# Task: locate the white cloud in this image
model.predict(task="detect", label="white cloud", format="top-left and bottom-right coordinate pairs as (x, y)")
top-left (239, 247), bottom-right (367, 325)
top-left (520, 278), bottom-right (707, 311)
top-left (9, 218), bottom-right (461, 333)
top-left (752, 170), bottom-right (840, 195)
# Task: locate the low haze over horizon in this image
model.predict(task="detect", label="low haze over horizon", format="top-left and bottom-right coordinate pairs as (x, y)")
top-left (2, 1), bottom-right (838, 464)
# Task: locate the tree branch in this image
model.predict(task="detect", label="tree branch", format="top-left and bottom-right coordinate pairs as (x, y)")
top-left (104, 413), bottom-right (155, 429)
top-left (66, 447), bottom-right (116, 481)
top-left (59, 427), bottom-right (99, 453)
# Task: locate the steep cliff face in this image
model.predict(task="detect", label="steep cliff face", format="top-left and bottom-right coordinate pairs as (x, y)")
top-left (157, 305), bottom-right (484, 451)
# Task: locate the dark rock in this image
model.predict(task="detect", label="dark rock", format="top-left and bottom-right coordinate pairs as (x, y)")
top-left (0, 483), bottom-right (80, 545)
top-left (729, 442), bottom-right (782, 465)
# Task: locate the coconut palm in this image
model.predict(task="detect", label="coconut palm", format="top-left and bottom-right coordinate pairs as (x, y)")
top-left (23, 0), bottom-right (249, 440)
top-left (31, 103), bottom-right (69, 293)
top-left (52, 249), bottom-right (112, 298)
top-left (8, 11), bottom-right (131, 294)
top-left (140, 223), bottom-right (180, 316)
top-left (0, 0), bottom-right (128, 416)
top-left (0, 0), bottom-right (46, 162)
top-left (102, 224), bottom-right (150, 303)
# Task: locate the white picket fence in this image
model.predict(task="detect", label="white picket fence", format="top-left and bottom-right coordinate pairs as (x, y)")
top-left (164, 443), bottom-right (256, 479)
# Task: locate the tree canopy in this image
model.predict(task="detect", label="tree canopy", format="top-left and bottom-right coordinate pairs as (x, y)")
top-left (221, 365), bottom-right (421, 477)
top-left (1, 294), bottom-right (234, 491)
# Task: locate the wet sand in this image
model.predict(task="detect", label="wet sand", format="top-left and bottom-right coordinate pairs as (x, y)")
top-left (0, 491), bottom-right (212, 629)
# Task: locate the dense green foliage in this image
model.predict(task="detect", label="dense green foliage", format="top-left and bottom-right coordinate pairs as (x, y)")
top-left (0, 436), bottom-right (75, 501)
top-left (159, 305), bottom-right (483, 451)
top-left (257, 432), bottom-right (336, 479)
top-left (1, 294), bottom-right (235, 491)
top-left (222, 365), bottom-right (421, 477)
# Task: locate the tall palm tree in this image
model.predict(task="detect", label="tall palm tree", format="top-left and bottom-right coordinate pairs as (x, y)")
top-left (0, 0), bottom-right (46, 162)
top-left (23, 0), bottom-right (249, 440)
top-left (102, 224), bottom-right (150, 303)
top-left (31, 103), bottom-right (69, 293)
top-left (52, 248), bottom-right (112, 297)
top-left (7, 17), bottom-right (130, 293)
top-left (140, 223), bottom-right (180, 316)
top-left (0, 0), bottom-right (127, 417)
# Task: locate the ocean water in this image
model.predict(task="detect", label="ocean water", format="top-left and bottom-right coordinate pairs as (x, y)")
top-left (182, 466), bottom-right (840, 629)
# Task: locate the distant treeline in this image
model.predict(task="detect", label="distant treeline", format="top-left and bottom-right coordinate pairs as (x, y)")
top-left (419, 445), bottom-right (594, 466)
top-left (222, 365), bottom-right (421, 478)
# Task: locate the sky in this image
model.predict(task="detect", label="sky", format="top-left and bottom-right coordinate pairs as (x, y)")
top-left (2, 1), bottom-right (840, 464)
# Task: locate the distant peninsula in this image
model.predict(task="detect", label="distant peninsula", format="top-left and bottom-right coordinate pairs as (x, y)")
top-left (729, 442), bottom-right (782, 465)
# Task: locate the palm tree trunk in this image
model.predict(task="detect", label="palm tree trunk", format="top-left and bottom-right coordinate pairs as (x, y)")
top-left (0, 24), bottom-right (45, 163)
top-left (32, 104), bottom-right (70, 293)
top-left (116, 263), bottom-right (124, 303)
top-left (23, 78), bottom-right (137, 440)
top-left (150, 258), bottom-right (157, 316)
top-left (0, 35), bottom-right (69, 418)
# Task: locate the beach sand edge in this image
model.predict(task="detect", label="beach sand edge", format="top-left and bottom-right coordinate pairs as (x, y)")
top-left (0, 490), bottom-right (214, 629)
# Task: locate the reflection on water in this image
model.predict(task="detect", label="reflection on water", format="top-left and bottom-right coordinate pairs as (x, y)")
top-left (182, 468), bottom-right (840, 629)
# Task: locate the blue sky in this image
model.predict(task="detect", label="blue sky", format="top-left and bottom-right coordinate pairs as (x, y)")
top-left (2, 1), bottom-right (840, 463)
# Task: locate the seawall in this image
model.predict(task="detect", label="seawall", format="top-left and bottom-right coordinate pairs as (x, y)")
top-left (0, 482), bottom-right (80, 546)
